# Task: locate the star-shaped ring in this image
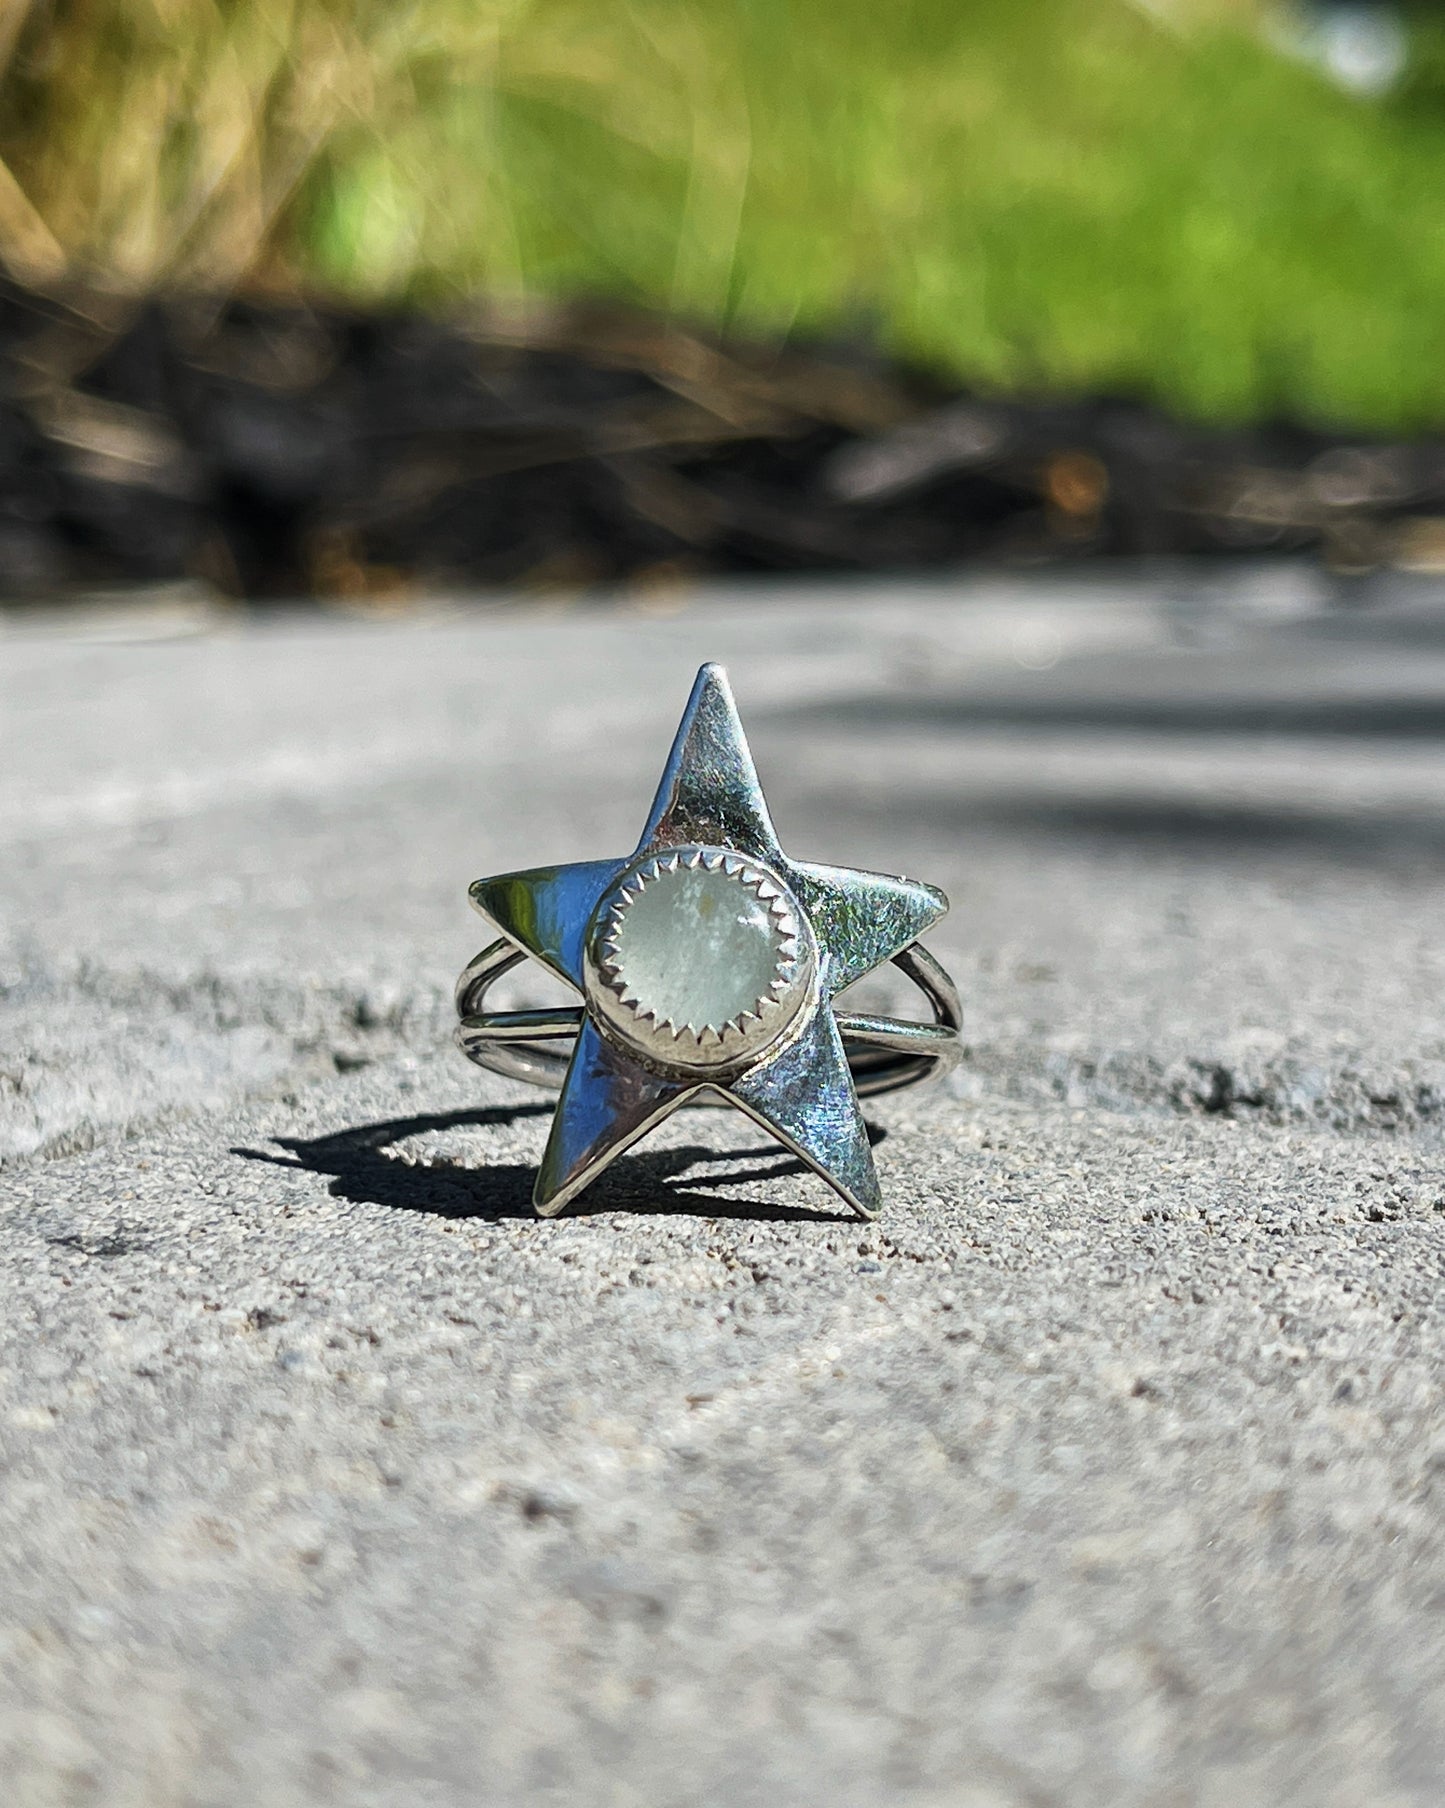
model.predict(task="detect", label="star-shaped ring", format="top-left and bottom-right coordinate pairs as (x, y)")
top-left (455, 664), bottom-right (960, 1218)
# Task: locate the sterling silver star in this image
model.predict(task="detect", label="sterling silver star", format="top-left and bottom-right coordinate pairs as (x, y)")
top-left (465, 663), bottom-right (949, 1218)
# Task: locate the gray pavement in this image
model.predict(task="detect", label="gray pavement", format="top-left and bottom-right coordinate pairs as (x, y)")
top-left (4, 567), bottom-right (1445, 1806)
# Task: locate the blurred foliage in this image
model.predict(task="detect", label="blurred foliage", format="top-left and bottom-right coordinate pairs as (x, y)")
top-left (0, 0), bottom-right (1443, 429)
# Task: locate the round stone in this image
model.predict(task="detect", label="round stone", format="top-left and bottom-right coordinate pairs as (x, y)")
top-left (585, 848), bottom-right (815, 1071)
top-left (612, 860), bottom-right (782, 1030)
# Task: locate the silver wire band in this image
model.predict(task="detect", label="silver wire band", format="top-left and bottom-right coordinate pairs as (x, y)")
top-left (455, 936), bottom-right (961, 1099)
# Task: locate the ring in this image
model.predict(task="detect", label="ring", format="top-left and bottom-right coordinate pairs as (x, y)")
top-left (455, 663), bottom-right (961, 1219)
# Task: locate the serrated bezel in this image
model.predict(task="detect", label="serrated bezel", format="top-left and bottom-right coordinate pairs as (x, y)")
top-left (583, 845), bottom-right (816, 1074)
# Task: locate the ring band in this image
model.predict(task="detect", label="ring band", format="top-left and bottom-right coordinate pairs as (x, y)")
top-left (456, 934), bottom-right (961, 1098)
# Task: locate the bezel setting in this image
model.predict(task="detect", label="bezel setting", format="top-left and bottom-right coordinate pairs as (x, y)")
top-left (584, 846), bottom-right (816, 1074)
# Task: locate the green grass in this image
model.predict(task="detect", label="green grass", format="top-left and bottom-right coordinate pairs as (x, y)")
top-left (3, 0), bottom-right (1445, 430)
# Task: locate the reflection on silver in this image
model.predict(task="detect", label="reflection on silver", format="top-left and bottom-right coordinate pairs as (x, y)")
top-left (455, 663), bottom-right (961, 1219)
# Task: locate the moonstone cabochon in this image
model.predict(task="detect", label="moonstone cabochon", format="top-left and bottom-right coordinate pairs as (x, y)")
top-left (585, 847), bottom-right (816, 1073)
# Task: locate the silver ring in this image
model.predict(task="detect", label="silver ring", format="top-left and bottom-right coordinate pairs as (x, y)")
top-left (454, 663), bottom-right (962, 1220)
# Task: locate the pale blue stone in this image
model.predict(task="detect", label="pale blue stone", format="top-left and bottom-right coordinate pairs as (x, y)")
top-left (611, 862), bottom-right (782, 1029)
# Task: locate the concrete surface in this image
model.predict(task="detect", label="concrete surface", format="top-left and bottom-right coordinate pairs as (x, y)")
top-left (4, 565), bottom-right (1445, 1806)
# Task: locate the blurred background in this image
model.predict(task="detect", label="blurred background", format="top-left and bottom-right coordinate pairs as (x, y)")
top-left (5, 0), bottom-right (1445, 598)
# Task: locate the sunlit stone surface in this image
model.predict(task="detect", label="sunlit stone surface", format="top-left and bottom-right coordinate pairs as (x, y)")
top-left (609, 860), bottom-right (784, 1030)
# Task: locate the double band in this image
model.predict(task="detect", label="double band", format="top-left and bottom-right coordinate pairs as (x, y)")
top-left (455, 934), bottom-right (961, 1099)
